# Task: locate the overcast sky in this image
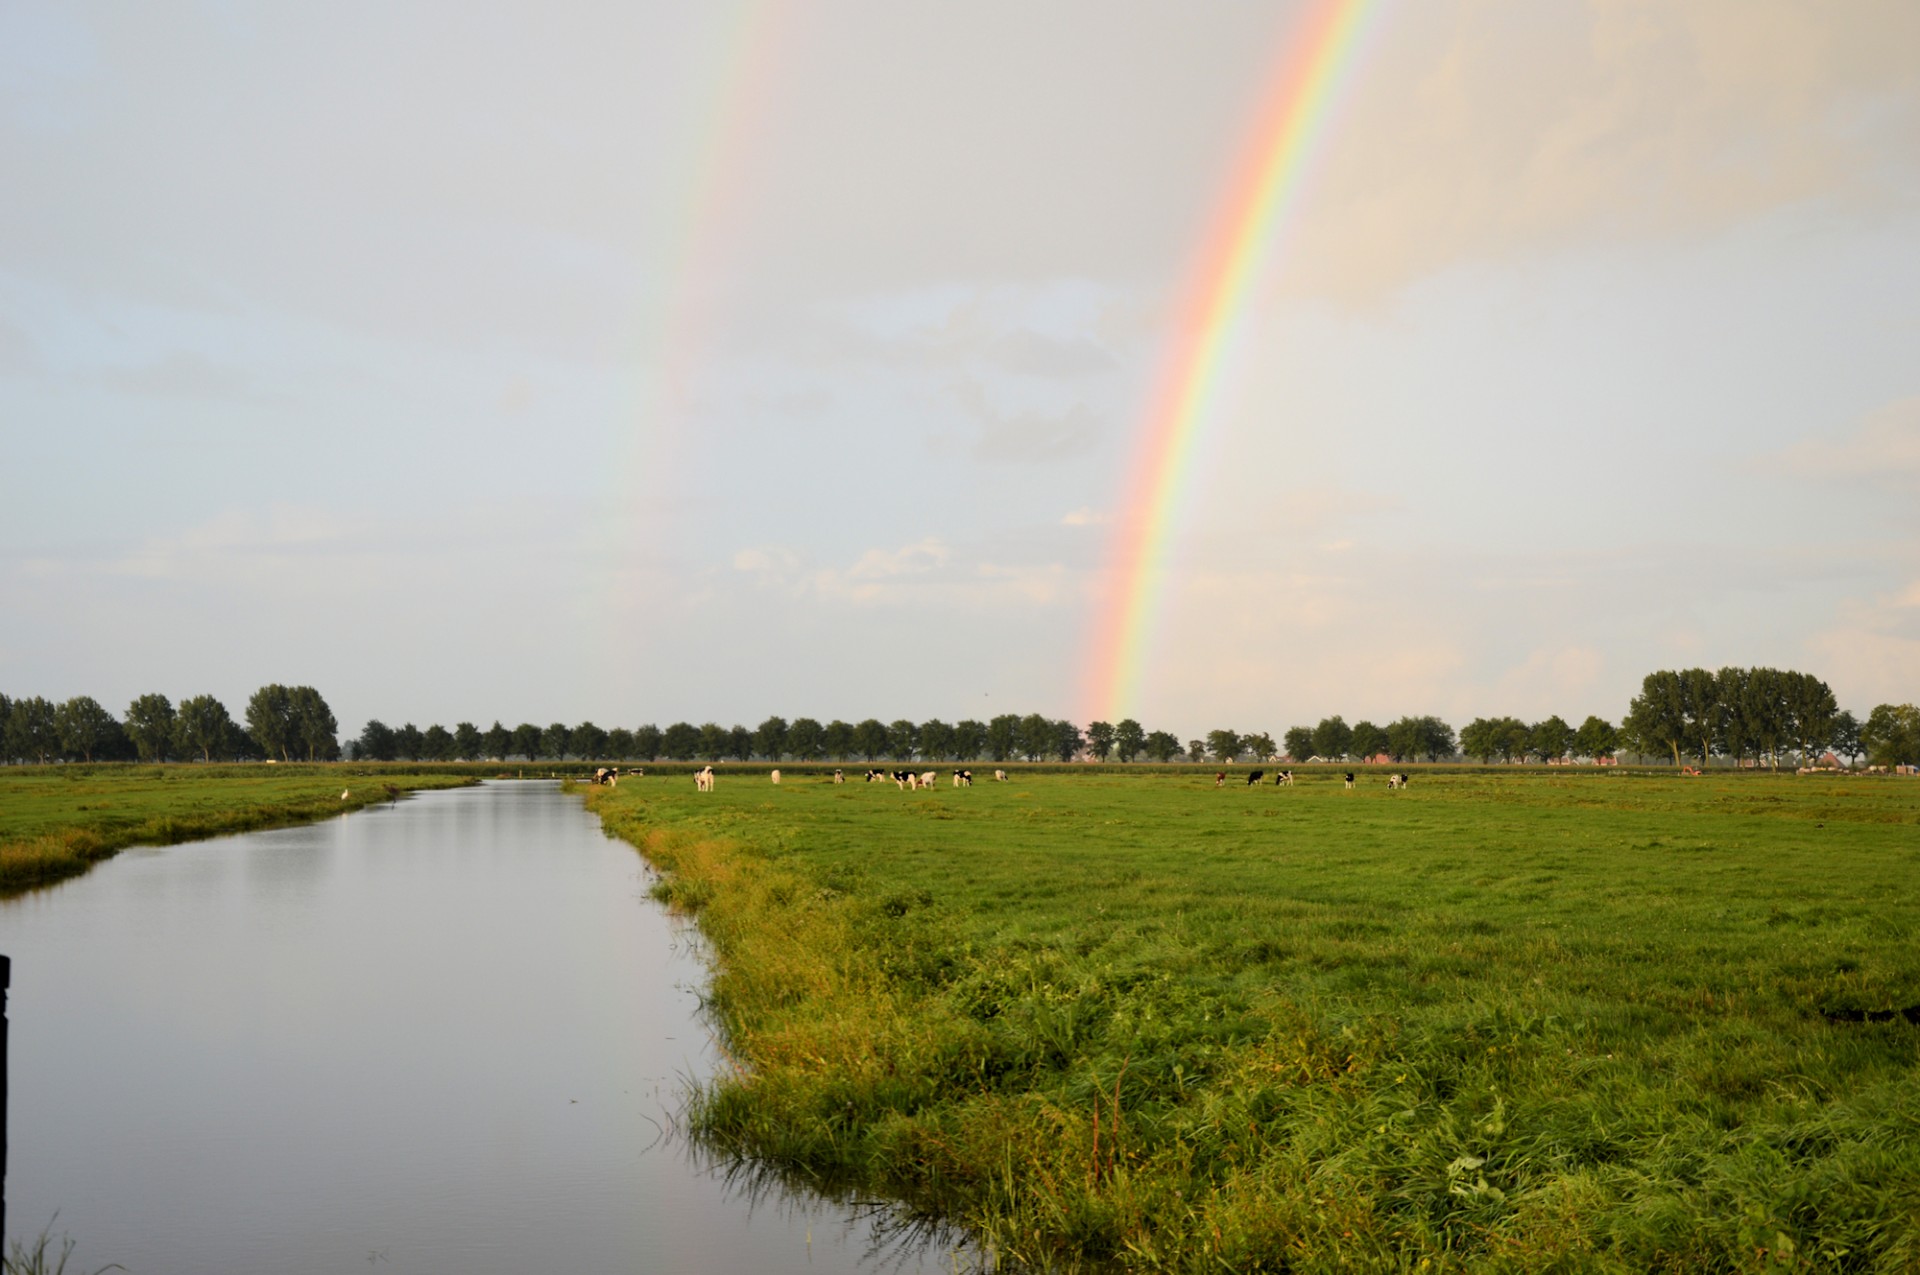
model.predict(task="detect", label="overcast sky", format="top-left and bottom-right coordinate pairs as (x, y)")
top-left (3, 0), bottom-right (1916, 741)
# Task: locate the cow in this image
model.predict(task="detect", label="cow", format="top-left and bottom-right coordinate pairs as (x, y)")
top-left (1343, 772), bottom-right (1355, 790)
top-left (866, 769), bottom-right (884, 783)
top-left (770, 769), bottom-right (781, 785)
top-left (1274, 769), bottom-right (1294, 786)
top-left (893, 769), bottom-right (914, 790)
top-left (953, 769), bottom-right (973, 787)
top-left (1386, 773), bottom-right (1408, 790)
top-left (695, 766), bottom-right (715, 792)
top-left (1246, 770), bottom-right (1264, 786)
top-left (920, 770), bottom-right (937, 789)
top-left (833, 769), bottom-right (845, 784)
top-left (994, 769), bottom-right (1008, 782)
top-left (593, 767), bottom-right (617, 787)
top-left (1215, 772), bottom-right (1226, 788)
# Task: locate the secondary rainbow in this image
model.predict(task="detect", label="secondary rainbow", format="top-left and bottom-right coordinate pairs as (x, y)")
top-left (1082, 0), bottom-right (1383, 723)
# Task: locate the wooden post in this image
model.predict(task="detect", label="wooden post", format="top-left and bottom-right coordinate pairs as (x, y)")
top-left (2, 952), bottom-right (9, 1247)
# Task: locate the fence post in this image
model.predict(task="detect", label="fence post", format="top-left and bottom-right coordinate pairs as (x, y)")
top-left (2, 952), bottom-right (9, 1247)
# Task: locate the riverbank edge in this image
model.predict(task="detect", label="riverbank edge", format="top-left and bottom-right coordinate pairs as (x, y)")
top-left (0, 772), bottom-right (480, 897)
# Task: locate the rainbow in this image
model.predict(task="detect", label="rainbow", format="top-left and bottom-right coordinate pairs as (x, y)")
top-left (1082, 0), bottom-right (1384, 723)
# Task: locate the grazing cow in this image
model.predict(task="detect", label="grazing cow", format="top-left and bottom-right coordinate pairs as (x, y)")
top-left (833, 769), bottom-right (845, 784)
top-left (893, 769), bottom-right (914, 790)
top-left (770, 769), bottom-right (781, 785)
top-left (994, 769), bottom-right (1008, 782)
top-left (695, 766), bottom-right (715, 792)
top-left (1343, 772), bottom-right (1355, 789)
top-left (953, 769), bottom-right (973, 787)
top-left (920, 770), bottom-right (937, 789)
top-left (1215, 772), bottom-right (1227, 788)
top-left (593, 767), bottom-right (617, 787)
top-left (1246, 770), bottom-right (1264, 786)
top-left (1274, 770), bottom-right (1294, 786)
top-left (865, 769), bottom-right (883, 783)
top-left (1386, 773), bottom-right (1408, 790)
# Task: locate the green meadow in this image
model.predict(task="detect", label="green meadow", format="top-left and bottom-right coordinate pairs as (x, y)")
top-left (0, 764), bottom-right (479, 895)
top-left (587, 768), bottom-right (1920, 1272)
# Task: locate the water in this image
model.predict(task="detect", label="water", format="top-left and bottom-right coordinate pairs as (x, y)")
top-left (1, 781), bottom-right (966, 1274)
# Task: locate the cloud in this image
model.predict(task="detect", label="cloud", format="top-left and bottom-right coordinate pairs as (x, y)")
top-left (732, 537), bottom-right (1071, 610)
top-left (1759, 395), bottom-right (1920, 491)
top-left (92, 350), bottom-right (266, 400)
top-left (949, 378), bottom-right (1104, 463)
top-left (1060, 507), bottom-right (1104, 527)
top-left (1808, 574), bottom-right (1920, 706)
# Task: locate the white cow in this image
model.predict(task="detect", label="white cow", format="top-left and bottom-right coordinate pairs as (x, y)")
top-left (994, 769), bottom-right (1008, 782)
top-left (833, 769), bottom-right (845, 784)
top-left (770, 769), bottom-right (781, 785)
top-left (920, 771), bottom-right (937, 789)
top-left (1386, 773), bottom-right (1408, 790)
top-left (695, 766), bottom-right (715, 792)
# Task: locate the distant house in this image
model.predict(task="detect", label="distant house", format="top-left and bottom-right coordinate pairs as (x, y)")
top-left (1366, 752), bottom-right (1393, 765)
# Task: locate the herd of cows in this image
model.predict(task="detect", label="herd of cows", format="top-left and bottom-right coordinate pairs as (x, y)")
top-left (588, 765), bottom-right (1414, 792)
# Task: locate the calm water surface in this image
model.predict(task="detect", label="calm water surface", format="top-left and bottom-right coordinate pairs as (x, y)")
top-left (1, 781), bottom-right (965, 1274)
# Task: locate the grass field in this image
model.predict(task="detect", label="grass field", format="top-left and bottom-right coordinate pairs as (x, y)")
top-left (585, 767), bottom-right (1920, 1272)
top-left (0, 763), bottom-right (480, 895)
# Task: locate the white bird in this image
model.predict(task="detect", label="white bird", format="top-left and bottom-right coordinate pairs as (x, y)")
top-left (340, 789), bottom-right (350, 800)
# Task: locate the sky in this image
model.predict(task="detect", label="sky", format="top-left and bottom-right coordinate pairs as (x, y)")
top-left (2, 0), bottom-right (1916, 743)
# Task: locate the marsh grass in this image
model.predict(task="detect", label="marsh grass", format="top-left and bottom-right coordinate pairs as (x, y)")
top-left (0, 764), bottom-right (477, 895)
top-left (588, 770), bottom-right (1920, 1271)
top-left (2, 1223), bottom-right (123, 1275)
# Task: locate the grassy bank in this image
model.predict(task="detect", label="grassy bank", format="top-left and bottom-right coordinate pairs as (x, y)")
top-left (586, 769), bottom-right (1920, 1272)
top-left (0, 764), bottom-right (480, 895)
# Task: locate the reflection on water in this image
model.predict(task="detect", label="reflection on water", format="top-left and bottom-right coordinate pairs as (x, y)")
top-left (0, 781), bottom-right (978, 1274)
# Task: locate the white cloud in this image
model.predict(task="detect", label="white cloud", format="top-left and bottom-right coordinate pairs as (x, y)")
top-left (1762, 395), bottom-right (1920, 491)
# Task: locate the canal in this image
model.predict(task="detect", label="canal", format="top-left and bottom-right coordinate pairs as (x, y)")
top-left (1, 780), bottom-right (965, 1273)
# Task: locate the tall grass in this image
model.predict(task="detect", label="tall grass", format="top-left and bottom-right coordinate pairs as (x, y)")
top-left (588, 770), bottom-right (1920, 1271)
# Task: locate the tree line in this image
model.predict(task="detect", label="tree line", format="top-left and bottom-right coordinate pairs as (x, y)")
top-left (0, 686), bottom-right (338, 764)
top-left (5, 671), bottom-right (1914, 769)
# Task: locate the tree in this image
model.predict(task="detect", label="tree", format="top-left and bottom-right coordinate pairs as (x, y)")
top-left (454, 722), bottom-right (482, 760)
top-left (726, 725), bottom-right (752, 762)
top-left (1530, 715), bottom-right (1573, 763)
top-left (1350, 721), bottom-right (1386, 761)
top-left (1053, 719), bottom-right (1084, 763)
top-left (633, 724), bottom-right (663, 761)
top-left (1143, 730), bottom-right (1182, 763)
top-left (1018, 714), bottom-right (1054, 763)
top-left (1458, 718), bottom-right (1499, 765)
top-left (1677, 668), bottom-right (1722, 767)
top-left (512, 722), bottom-right (542, 761)
top-left (887, 719), bottom-right (920, 760)
top-left (822, 720), bottom-right (855, 759)
top-left (541, 722), bottom-right (571, 760)
top-left (176, 695), bottom-right (233, 763)
top-left (953, 719), bottom-right (987, 761)
top-left (1574, 715), bottom-right (1618, 761)
top-left (52, 696), bottom-right (116, 762)
top-left (605, 727), bottom-right (635, 759)
top-left (919, 719), bottom-right (955, 761)
top-left (1283, 725), bottom-right (1315, 762)
top-left (662, 722), bottom-right (699, 761)
top-left (788, 717), bottom-right (824, 761)
top-left (697, 722), bottom-right (728, 761)
top-left (424, 724), bottom-right (457, 760)
top-left (753, 716), bottom-right (790, 762)
top-left (482, 721), bottom-right (510, 760)
top-left (1830, 709), bottom-right (1861, 768)
top-left (245, 684), bottom-right (296, 762)
top-left (1245, 731), bottom-right (1276, 762)
top-left (1784, 671), bottom-right (1838, 766)
top-left (1086, 721), bottom-right (1116, 762)
top-left (570, 721), bottom-right (609, 759)
top-left (1493, 717), bottom-right (1531, 763)
top-left (357, 719), bottom-right (398, 762)
top-left (1114, 719), bottom-right (1144, 763)
top-left (852, 719), bottom-right (888, 761)
top-left (1185, 739), bottom-right (1206, 764)
top-left (1861, 704), bottom-right (1920, 768)
top-left (280, 686), bottom-right (338, 761)
top-left (1310, 716), bottom-right (1353, 761)
top-left (394, 723), bottom-right (425, 761)
top-left (125, 693), bottom-right (177, 762)
top-left (1624, 671), bottom-right (1689, 766)
top-left (986, 715), bottom-right (1020, 762)
top-left (1206, 729), bottom-right (1244, 762)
